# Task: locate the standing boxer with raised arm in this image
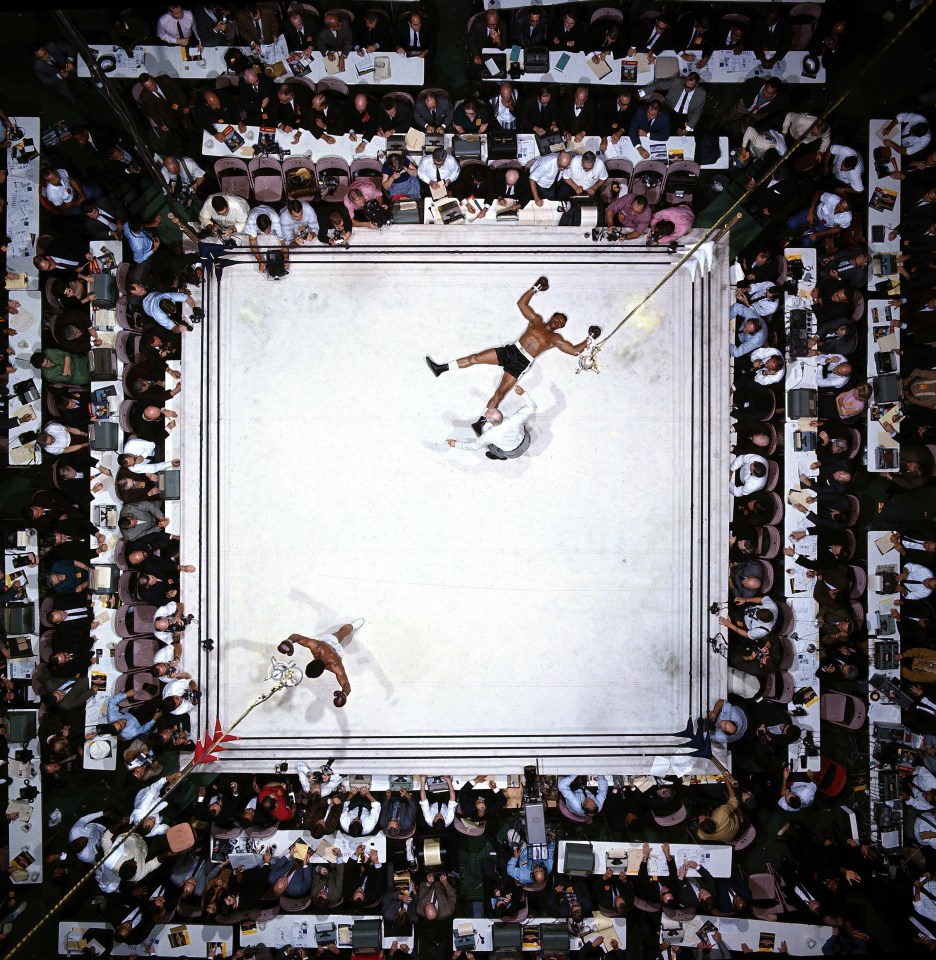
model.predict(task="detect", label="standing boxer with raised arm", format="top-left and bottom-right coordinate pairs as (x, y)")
top-left (277, 619), bottom-right (364, 707)
top-left (426, 278), bottom-right (600, 434)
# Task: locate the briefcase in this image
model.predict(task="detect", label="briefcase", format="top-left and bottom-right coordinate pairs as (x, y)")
top-left (523, 46), bottom-right (549, 73)
top-left (488, 131), bottom-right (518, 160)
top-left (872, 373), bottom-right (902, 404)
top-left (453, 135), bottom-right (482, 160)
top-left (2, 603), bottom-right (35, 636)
top-left (386, 133), bottom-right (407, 153)
top-left (564, 841), bottom-right (595, 876)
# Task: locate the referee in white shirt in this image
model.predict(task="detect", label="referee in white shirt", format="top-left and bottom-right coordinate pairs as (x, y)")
top-left (447, 385), bottom-right (536, 460)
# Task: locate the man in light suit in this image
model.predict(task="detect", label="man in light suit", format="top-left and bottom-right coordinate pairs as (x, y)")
top-left (660, 73), bottom-right (707, 134)
top-left (414, 91), bottom-right (454, 133)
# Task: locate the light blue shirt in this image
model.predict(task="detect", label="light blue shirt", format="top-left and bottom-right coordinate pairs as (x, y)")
top-left (106, 693), bottom-right (156, 740)
top-left (142, 291), bottom-right (188, 330)
top-left (124, 224), bottom-right (154, 263)
top-left (558, 775), bottom-right (608, 817)
top-left (711, 702), bottom-right (748, 744)
top-left (730, 316), bottom-right (767, 358)
top-left (507, 839), bottom-right (556, 886)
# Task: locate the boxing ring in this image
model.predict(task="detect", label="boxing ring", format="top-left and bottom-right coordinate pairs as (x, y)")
top-left (179, 228), bottom-right (732, 773)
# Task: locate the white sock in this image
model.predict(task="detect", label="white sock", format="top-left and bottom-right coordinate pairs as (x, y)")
top-left (447, 359), bottom-right (459, 369)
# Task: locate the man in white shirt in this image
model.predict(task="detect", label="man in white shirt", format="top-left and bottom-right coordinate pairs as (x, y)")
top-left (778, 779), bottom-right (817, 812)
top-left (816, 354), bottom-right (852, 389)
top-left (741, 125), bottom-right (787, 159)
top-left (750, 346), bottom-right (785, 386)
top-left (69, 810), bottom-right (108, 864)
top-left (119, 437), bottom-right (179, 474)
top-left (244, 207), bottom-right (289, 276)
top-left (156, 5), bottom-right (203, 52)
top-left (489, 83), bottom-right (519, 131)
top-left (279, 199), bottom-right (319, 246)
top-left (884, 112), bottom-right (932, 157)
top-left (781, 112), bottom-right (831, 155)
top-left (901, 562), bottom-right (936, 600)
top-left (198, 193), bottom-right (250, 238)
top-left (732, 281), bottom-right (781, 320)
top-left (418, 774), bottom-right (457, 829)
top-left (788, 190), bottom-right (852, 247)
top-left (563, 151), bottom-right (608, 198)
top-left (825, 144), bottom-right (865, 194)
top-left (159, 155), bottom-right (205, 199)
top-left (448, 385), bottom-right (536, 460)
top-left (417, 147), bottom-right (461, 189)
top-left (340, 788), bottom-right (382, 836)
top-left (528, 151), bottom-right (572, 205)
top-left (729, 453), bottom-right (769, 497)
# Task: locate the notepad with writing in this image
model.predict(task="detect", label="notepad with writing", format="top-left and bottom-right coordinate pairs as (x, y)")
top-left (404, 127), bottom-right (425, 152)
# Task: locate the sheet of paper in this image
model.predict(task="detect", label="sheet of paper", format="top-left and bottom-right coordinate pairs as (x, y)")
top-left (650, 756), bottom-right (672, 776)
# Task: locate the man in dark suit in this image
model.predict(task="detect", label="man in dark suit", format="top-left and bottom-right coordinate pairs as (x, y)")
top-left (308, 93), bottom-right (348, 141)
top-left (377, 95), bottom-right (413, 137)
top-left (660, 73), bottom-right (707, 134)
top-left (751, 9), bottom-right (791, 68)
top-left (283, 8), bottom-right (317, 56)
top-left (451, 164), bottom-right (496, 203)
top-left (238, 67), bottom-right (277, 126)
top-left (721, 77), bottom-right (786, 138)
top-left (468, 10), bottom-right (507, 64)
top-left (137, 73), bottom-right (189, 137)
top-left (557, 87), bottom-right (596, 141)
top-left (511, 9), bottom-right (548, 48)
top-left (597, 90), bottom-right (638, 140)
top-left (494, 167), bottom-right (532, 208)
top-left (414, 91), bottom-right (454, 133)
top-left (193, 88), bottom-right (243, 137)
top-left (347, 93), bottom-right (381, 141)
top-left (31, 40), bottom-right (79, 105)
top-left (195, 4), bottom-right (236, 47)
top-left (317, 12), bottom-right (353, 57)
top-left (235, 3), bottom-right (279, 49)
top-left (517, 86), bottom-right (559, 136)
top-left (548, 8), bottom-right (585, 51)
top-left (354, 11), bottom-right (391, 52)
top-left (395, 11), bottom-right (433, 59)
top-left (628, 12), bottom-right (675, 57)
top-left (274, 82), bottom-right (314, 132)
top-left (745, 156), bottom-right (799, 221)
top-left (675, 13), bottom-right (717, 69)
top-left (628, 100), bottom-right (672, 156)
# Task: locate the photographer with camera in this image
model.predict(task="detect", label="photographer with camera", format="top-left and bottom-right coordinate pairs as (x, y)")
top-left (159, 155), bottom-right (206, 212)
top-left (141, 288), bottom-right (202, 333)
top-left (243, 205), bottom-right (289, 277)
top-left (280, 199), bottom-right (319, 246)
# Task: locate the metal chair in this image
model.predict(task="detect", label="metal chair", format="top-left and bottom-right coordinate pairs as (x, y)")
top-left (558, 797), bottom-right (593, 824)
top-left (214, 157), bottom-right (251, 199)
top-left (488, 158), bottom-right (521, 172)
top-left (315, 155), bottom-right (352, 202)
top-left (113, 670), bottom-right (160, 701)
top-left (775, 255), bottom-right (788, 287)
top-left (730, 819), bottom-right (758, 851)
top-left (662, 160), bottom-right (701, 206)
top-left (247, 157), bottom-right (285, 204)
top-left (117, 570), bottom-right (141, 604)
top-left (848, 565), bottom-right (867, 600)
top-left (775, 601), bottom-right (795, 637)
top-left (282, 155), bottom-right (319, 201)
top-left (115, 331), bottom-right (140, 364)
top-left (788, 2), bottom-right (822, 49)
top-left (115, 261), bottom-right (131, 296)
top-left (112, 539), bottom-right (131, 570)
top-left (763, 671), bottom-right (794, 704)
top-left (324, 7), bottom-right (354, 22)
top-left (820, 691), bottom-right (867, 730)
top-left (44, 277), bottom-right (64, 312)
top-left (841, 529), bottom-right (856, 561)
top-left (38, 630), bottom-right (55, 663)
top-left (605, 157), bottom-right (634, 182)
top-left (747, 871), bottom-right (787, 920)
top-left (315, 76), bottom-right (350, 98)
top-left (756, 524), bottom-right (781, 560)
top-left (114, 637), bottom-right (160, 673)
top-left (350, 156), bottom-right (383, 180)
top-left (757, 559), bottom-right (774, 595)
top-left (763, 459), bottom-right (780, 492)
top-left (118, 399), bottom-right (136, 435)
top-left (279, 893), bottom-right (312, 912)
top-left (116, 297), bottom-right (146, 332)
top-left (777, 635), bottom-right (795, 671)
top-left (115, 603), bottom-right (159, 638)
top-left (590, 7), bottom-right (624, 26)
top-left (763, 492), bottom-right (784, 526)
top-left (631, 160), bottom-right (668, 207)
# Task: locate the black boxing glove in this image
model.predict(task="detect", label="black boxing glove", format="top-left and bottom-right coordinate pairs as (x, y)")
top-left (277, 640), bottom-right (294, 656)
top-left (588, 326), bottom-right (602, 339)
top-left (333, 691), bottom-right (348, 708)
top-left (533, 276), bottom-right (549, 292)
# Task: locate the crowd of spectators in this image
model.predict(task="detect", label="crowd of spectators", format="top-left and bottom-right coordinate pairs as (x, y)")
top-left (1, 1), bottom-right (936, 957)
